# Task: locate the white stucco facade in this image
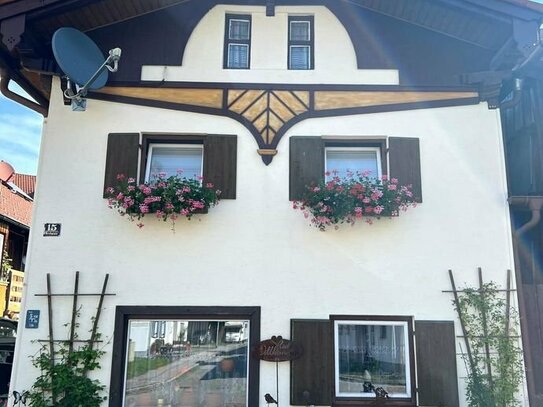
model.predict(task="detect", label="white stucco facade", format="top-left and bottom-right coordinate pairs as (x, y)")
top-left (9, 4), bottom-right (525, 407)
top-left (10, 83), bottom-right (520, 406)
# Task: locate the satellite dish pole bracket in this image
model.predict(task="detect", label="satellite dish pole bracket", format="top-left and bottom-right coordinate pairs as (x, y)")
top-left (63, 47), bottom-right (121, 106)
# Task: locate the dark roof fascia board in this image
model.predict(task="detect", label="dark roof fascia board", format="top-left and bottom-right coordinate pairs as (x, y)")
top-left (0, 214), bottom-right (30, 230)
top-left (0, 0), bottom-right (100, 22)
top-left (464, 0), bottom-right (543, 21)
top-left (0, 48), bottom-right (49, 108)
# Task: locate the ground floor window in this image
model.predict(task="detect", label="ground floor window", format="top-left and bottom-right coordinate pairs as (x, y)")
top-left (332, 315), bottom-right (415, 404)
top-left (110, 306), bottom-right (260, 407)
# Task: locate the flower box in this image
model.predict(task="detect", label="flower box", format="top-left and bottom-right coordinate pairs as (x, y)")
top-left (105, 173), bottom-right (220, 228)
top-left (293, 171), bottom-right (416, 231)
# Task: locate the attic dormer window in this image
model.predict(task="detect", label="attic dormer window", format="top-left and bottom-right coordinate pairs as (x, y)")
top-left (288, 16), bottom-right (314, 70)
top-left (224, 14), bottom-right (251, 69)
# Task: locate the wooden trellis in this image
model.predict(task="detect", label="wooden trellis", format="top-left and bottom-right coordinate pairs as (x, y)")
top-left (444, 268), bottom-right (517, 399)
top-left (34, 272), bottom-right (115, 404)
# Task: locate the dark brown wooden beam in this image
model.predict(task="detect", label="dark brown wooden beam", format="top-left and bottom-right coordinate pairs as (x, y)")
top-left (0, 0), bottom-right (64, 21)
top-left (0, 0), bottom-right (99, 21)
top-left (0, 46), bottom-right (49, 108)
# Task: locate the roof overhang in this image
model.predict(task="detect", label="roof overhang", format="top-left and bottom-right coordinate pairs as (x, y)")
top-left (0, 0), bottom-right (541, 115)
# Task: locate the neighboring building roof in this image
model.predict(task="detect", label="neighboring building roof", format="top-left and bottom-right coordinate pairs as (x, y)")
top-left (0, 175), bottom-right (34, 227)
top-left (11, 173), bottom-right (36, 198)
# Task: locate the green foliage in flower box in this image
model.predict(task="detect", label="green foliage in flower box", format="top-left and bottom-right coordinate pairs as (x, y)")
top-left (293, 171), bottom-right (416, 231)
top-left (105, 173), bottom-right (221, 228)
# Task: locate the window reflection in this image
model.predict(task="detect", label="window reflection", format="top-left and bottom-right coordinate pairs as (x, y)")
top-left (124, 320), bottom-right (249, 407)
top-left (335, 321), bottom-right (411, 398)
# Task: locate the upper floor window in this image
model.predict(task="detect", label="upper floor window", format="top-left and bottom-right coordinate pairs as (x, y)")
top-left (325, 147), bottom-right (382, 180)
top-left (144, 144), bottom-right (203, 182)
top-left (288, 16), bottom-right (314, 70)
top-left (103, 133), bottom-right (238, 200)
top-left (224, 14), bottom-right (251, 69)
top-left (289, 136), bottom-right (422, 202)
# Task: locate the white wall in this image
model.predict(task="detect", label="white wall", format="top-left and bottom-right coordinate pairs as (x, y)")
top-left (141, 5), bottom-right (399, 85)
top-left (8, 76), bottom-right (521, 406)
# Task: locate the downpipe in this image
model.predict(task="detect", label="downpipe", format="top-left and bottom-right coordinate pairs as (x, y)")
top-left (508, 196), bottom-right (543, 407)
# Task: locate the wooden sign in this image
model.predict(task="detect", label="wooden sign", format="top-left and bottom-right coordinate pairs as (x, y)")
top-left (252, 335), bottom-right (303, 362)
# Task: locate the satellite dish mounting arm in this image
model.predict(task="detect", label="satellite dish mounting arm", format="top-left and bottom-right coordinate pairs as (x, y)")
top-left (64, 47), bottom-right (121, 100)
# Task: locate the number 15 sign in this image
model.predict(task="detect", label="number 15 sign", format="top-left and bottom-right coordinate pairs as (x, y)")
top-left (43, 223), bottom-right (61, 237)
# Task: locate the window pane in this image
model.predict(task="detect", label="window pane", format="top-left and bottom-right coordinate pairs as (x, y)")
top-left (336, 322), bottom-right (409, 397)
top-left (148, 146), bottom-right (202, 180)
top-left (326, 149), bottom-right (379, 179)
top-left (124, 319), bottom-right (250, 407)
top-left (290, 46), bottom-right (310, 70)
top-left (228, 44), bottom-right (249, 68)
top-left (229, 19), bottom-right (250, 40)
top-left (290, 21), bottom-right (310, 41)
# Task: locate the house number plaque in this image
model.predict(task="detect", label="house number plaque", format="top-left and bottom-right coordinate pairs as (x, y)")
top-left (252, 335), bottom-right (303, 362)
top-left (43, 223), bottom-right (61, 237)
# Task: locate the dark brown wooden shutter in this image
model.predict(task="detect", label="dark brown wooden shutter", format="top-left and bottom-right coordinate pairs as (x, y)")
top-left (290, 319), bottom-right (332, 406)
top-left (389, 137), bottom-right (422, 202)
top-left (203, 135), bottom-right (237, 199)
top-left (103, 133), bottom-right (139, 198)
top-left (289, 137), bottom-right (324, 201)
top-left (415, 321), bottom-right (459, 407)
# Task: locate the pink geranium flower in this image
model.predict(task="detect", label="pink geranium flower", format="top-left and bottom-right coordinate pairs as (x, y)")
top-left (105, 172), bottom-right (221, 229)
top-left (292, 170), bottom-right (416, 230)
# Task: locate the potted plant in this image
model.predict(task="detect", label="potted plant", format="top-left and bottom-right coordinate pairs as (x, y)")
top-left (105, 172), bottom-right (221, 228)
top-left (293, 170), bottom-right (416, 231)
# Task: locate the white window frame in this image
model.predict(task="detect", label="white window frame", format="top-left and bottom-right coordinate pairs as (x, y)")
top-left (288, 16), bottom-right (314, 70)
top-left (289, 20), bottom-right (311, 41)
top-left (288, 45), bottom-right (311, 70)
top-left (144, 143), bottom-right (204, 182)
top-left (229, 18), bottom-right (251, 40)
top-left (324, 146), bottom-right (382, 180)
top-left (227, 43), bottom-right (250, 68)
top-left (333, 319), bottom-right (412, 399)
top-left (225, 15), bottom-right (251, 69)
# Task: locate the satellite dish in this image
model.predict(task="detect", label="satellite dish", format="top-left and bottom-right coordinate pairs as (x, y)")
top-left (0, 161), bottom-right (15, 182)
top-left (52, 27), bottom-right (121, 111)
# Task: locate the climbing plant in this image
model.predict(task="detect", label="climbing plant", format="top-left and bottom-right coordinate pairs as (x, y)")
top-left (454, 282), bottom-right (524, 407)
top-left (26, 319), bottom-right (107, 407)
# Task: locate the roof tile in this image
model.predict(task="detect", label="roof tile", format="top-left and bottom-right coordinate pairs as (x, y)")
top-left (11, 173), bottom-right (36, 198)
top-left (0, 178), bottom-right (33, 227)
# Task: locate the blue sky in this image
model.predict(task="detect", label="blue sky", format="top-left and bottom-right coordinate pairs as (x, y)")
top-left (0, 83), bottom-right (43, 175)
